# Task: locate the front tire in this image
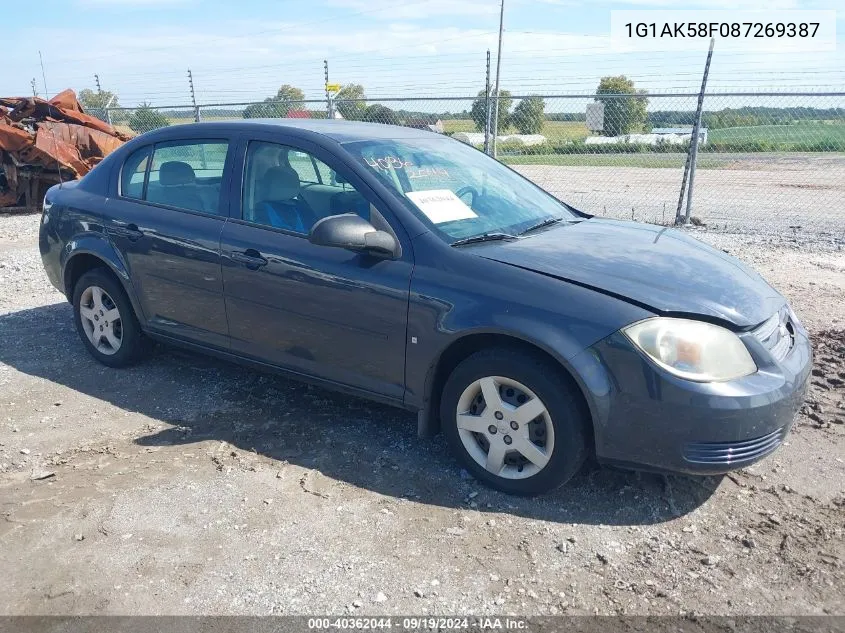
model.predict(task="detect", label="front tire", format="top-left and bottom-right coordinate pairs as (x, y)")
top-left (440, 348), bottom-right (589, 495)
top-left (72, 268), bottom-right (146, 367)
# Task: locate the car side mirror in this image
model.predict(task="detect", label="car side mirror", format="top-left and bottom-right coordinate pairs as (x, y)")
top-left (309, 213), bottom-right (398, 257)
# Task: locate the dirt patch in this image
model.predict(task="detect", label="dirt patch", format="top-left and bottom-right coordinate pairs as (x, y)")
top-left (802, 330), bottom-right (845, 430)
top-left (0, 215), bottom-right (843, 616)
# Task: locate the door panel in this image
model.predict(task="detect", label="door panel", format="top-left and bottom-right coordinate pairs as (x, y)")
top-left (105, 138), bottom-right (234, 349)
top-left (220, 222), bottom-right (411, 400)
top-left (105, 198), bottom-right (229, 348)
top-left (220, 137), bottom-right (413, 400)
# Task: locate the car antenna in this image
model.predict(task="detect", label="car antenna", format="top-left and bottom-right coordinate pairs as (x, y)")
top-left (45, 100), bottom-right (64, 190)
top-left (51, 128), bottom-right (64, 190)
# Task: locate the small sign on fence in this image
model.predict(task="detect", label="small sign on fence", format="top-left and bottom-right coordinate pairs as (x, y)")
top-left (325, 83), bottom-right (341, 93)
top-left (586, 102), bottom-right (605, 132)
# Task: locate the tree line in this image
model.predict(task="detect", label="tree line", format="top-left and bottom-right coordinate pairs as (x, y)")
top-left (78, 81), bottom-right (843, 136)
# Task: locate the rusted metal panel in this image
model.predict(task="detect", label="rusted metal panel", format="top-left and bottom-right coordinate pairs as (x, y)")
top-left (39, 121), bottom-right (124, 164)
top-left (0, 89), bottom-right (130, 210)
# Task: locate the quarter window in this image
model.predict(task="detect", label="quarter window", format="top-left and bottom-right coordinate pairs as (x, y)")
top-left (120, 145), bottom-right (151, 200)
top-left (138, 140), bottom-right (229, 215)
top-left (242, 141), bottom-right (369, 235)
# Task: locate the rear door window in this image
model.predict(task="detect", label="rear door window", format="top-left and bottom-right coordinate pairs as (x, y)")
top-left (143, 140), bottom-right (229, 215)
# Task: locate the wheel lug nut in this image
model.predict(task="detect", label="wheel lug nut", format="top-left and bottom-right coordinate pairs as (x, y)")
top-left (488, 425), bottom-right (497, 435)
top-left (510, 421), bottom-right (519, 430)
top-left (503, 435), bottom-right (513, 445)
top-left (494, 411), bottom-right (504, 420)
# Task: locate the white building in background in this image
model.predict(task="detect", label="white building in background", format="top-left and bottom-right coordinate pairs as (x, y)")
top-left (651, 127), bottom-right (709, 144)
top-left (585, 128), bottom-right (708, 146)
top-left (453, 132), bottom-right (487, 145)
top-left (453, 132), bottom-right (547, 146)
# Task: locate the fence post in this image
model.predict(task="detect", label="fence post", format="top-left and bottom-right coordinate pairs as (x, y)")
top-left (94, 74), bottom-right (114, 126)
top-left (188, 69), bottom-right (201, 122)
top-left (484, 50), bottom-right (492, 155)
top-left (491, 0), bottom-right (505, 158)
top-left (324, 59), bottom-right (334, 119)
top-left (104, 95), bottom-right (114, 127)
top-left (675, 38), bottom-right (714, 224)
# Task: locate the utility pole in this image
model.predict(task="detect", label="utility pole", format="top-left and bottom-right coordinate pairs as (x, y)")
top-left (188, 69), bottom-right (200, 122)
top-left (324, 59), bottom-right (334, 119)
top-left (484, 50), bottom-right (492, 155)
top-left (31, 78), bottom-right (37, 98)
top-left (490, 0), bottom-right (505, 158)
top-left (675, 38), bottom-right (715, 225)
top-left (95, 74), bottom-right (102, 94)
top-left (38, 51), bottom-right (49, 98)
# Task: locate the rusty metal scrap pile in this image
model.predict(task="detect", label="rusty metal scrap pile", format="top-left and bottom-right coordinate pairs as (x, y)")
top-left (0, 89), bottom-right (131, 209)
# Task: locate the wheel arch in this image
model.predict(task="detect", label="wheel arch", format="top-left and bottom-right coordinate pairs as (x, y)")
top-left (62, 239), bottom-right (146, 326)
top-left (417, 331), bottom-right (599, 449)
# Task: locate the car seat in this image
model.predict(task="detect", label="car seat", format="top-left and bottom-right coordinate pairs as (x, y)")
top-left (148, 161), bottom-right (205, 212)
top-left (254, 166), bottom-right (317, 233)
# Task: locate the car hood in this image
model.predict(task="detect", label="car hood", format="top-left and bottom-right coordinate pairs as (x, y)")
top-left (474, 218), bottom-right (784, 328)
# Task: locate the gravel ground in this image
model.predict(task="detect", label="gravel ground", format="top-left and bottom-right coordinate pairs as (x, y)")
top-left (0, 211), bottom-right (843, 616)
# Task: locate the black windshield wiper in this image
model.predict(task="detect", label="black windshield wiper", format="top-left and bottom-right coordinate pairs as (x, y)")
top-left (450, 232), bottom-right (520, 247)
top-left (518, 216), bottom-right (566, 236)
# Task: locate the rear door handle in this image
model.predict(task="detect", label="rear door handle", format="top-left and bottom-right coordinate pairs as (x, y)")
top-left (111, 223), bottom-right (144, 241)
top-left (231, 249), bottom-right (268, 269)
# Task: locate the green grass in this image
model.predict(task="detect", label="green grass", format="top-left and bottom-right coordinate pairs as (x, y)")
top-left (442, 119), bottom-right (590, 141)
top-left (500, 154), bottom-right (732, 169)
top-left (709, 121), bottom-right (845, 145)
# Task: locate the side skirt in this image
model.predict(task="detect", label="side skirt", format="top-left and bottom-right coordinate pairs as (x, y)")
top-left (144, 330), bottom-right (415, 413)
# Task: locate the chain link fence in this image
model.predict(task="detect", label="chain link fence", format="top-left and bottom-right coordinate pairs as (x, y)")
top-left (95, 92), bottom-right (845, 239)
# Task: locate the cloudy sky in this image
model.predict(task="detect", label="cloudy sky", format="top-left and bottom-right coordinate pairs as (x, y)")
top-left (4, 0), bottom-right (843, 110)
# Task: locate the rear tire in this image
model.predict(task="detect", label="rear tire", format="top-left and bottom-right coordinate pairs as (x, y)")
top-left (440, 348), bottom-right (589, 495)
top-left (72, 268), bottom-right (146, 368)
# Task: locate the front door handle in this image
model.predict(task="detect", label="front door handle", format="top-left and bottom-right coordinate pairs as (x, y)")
top-left (231, 249), bottom-right (268, 269)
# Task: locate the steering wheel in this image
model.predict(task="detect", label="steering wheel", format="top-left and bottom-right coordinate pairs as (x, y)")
top-left (455, 186), bottom-right (480, 206)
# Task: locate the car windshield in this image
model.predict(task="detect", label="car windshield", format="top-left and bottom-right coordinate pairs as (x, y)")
top-left (342, 136), bottom-right (577, 243)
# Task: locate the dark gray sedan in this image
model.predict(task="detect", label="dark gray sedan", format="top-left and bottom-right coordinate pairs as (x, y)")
top-left (39, 119), bottom-right (811, 495)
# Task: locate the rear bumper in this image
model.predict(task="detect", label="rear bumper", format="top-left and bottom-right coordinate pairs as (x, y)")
top-left (573, 324), bottom-right (812, 475)
top-left (39, 214), bottom-right (64, 295)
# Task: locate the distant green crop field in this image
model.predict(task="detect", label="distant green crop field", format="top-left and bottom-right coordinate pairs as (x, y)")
top-left (709, 121), bottom-right (845, 144)
top-left (442, 119), bottom-right (590, 141)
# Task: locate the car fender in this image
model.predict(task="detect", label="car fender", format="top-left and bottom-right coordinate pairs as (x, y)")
top-left (61, 234), bottom-right (147, 327)
top-left (412, 318), bottom-right (617, 442)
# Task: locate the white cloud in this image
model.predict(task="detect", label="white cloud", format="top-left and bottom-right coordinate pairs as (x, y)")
top-left (325, 0), bottom-right (499, 19)
top-left (4, 5), bottom-right (841, 106)
top-left (76, 0), bottom-right (192, 5)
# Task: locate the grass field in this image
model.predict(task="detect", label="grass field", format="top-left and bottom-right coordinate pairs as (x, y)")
top-left (709, 121), bottom-right (845, 144)
top-left (442, 119), bottom-right (590, 141)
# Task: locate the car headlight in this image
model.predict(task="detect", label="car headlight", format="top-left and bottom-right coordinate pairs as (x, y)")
top-left (787, 305), bottom-right (804, 332)
top-left (622, 317), bottom-right (756, 382)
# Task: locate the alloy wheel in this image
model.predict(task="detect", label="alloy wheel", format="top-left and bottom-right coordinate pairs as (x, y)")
top-left (455, 376), bottom-right (555, 479)
top-left (78, 285), bottom-right (123, 355)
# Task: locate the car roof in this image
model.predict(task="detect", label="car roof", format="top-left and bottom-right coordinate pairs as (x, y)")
top-left (148, 119), bottom-right (441, 143)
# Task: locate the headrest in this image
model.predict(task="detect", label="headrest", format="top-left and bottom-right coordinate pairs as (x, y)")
top-left (159, 161), bottom-right (196, 186)
top-left (260, 166), bottom-right (300, 201)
